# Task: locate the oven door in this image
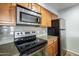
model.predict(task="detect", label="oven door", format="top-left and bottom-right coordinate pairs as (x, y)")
top-left (31, 47), bottom-right (47, 56)
top-left (17, 6), bottom-right (41, 26)
top-left (21, 46), bottom-right (47, 56)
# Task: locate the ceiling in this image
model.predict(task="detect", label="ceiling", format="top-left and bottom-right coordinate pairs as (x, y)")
top-left (45, 3), bottom-right (78, 12)
top-left (39, 3), bottom-right (78, 15)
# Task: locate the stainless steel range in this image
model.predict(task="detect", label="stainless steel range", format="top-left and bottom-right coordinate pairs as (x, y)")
top-left (14, 31), bottom-right (47, 56)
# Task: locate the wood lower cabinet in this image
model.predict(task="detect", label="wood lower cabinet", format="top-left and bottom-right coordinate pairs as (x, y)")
top-left (48, 45), bottom-right (53, 56)
top-left (47, 37), bottom-right (58, 56)
top-left (54, 39), bottom-right (58, 55)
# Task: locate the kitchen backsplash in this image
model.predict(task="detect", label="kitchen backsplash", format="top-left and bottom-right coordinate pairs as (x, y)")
top-left (15, 26), bottom-right (47, 39)
top-left (0, 26), bottom-right (14, 45)
top-left (0, 25), bottom-right (47, 45)
top-left (15, 26), bottom-right (48, 42)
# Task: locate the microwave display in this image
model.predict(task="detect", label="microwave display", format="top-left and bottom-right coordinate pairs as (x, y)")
top-left (20, 12), bottom-right (40, 23)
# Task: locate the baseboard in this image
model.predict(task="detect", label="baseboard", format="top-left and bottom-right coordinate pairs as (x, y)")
top-left (61, 48), bottom-right (66, 56)
top-left (63, 49), bottom-right (79, 56)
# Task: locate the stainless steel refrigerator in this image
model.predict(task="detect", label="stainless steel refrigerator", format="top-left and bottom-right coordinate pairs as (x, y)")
top-left (47, 18), bottom-right (66, 56)
top-left (59, 18), bottom-right (66, 56)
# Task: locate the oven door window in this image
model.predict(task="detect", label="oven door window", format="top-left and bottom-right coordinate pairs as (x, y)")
top-left (20, 12), bottom-right (40, 23)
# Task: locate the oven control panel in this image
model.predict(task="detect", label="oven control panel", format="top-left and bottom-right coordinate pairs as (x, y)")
top-left (14, 31), bottom-right (36, 38)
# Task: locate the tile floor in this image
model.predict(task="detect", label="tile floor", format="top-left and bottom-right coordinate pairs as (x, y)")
top-left (65, 52), bottom-right (79, 56)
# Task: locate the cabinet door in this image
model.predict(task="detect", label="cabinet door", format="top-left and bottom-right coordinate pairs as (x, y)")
top-left (41, 7), bottom-right (47, 27)
top-left (17, 3), bottom-right (32, 9)
top-left (48, 44), bottom-right (55, 56)
top-left (0, 3), bottom-right (12, 25)
top-left (17, 3), bottom-right (29, 8)
top-left (10, 4), bottom-right (16, 26)
top-left (54, 40), bottom-right (58, 55)
top-left (46, 11), bottom-right (52, 27)
top-left (51, 44), bottom-right (55, 56)
top-left (52, 13), bottom-right (58, 20)
top-left (48, 45), bottom-right (53, 56)
top-left (28, 3), bottom-right (32, 9)
top-left (32, 3), bottom-right (41, 13)
top-left (54, 15), bottom-right (58, 19)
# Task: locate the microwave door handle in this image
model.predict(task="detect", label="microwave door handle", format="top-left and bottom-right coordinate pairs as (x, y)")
top-left (38, 17), bottom-right (41, 23)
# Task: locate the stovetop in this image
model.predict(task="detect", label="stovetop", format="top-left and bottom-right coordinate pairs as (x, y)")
top-left (14, 31), bottom-right (47, 55)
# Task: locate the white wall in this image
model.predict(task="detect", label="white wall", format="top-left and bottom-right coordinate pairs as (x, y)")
top-left (59, 5), bottom-right (79, 53)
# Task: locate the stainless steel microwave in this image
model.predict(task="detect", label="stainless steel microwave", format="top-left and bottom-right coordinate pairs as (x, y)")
top-left (16, 5), bottom-right (41, 26)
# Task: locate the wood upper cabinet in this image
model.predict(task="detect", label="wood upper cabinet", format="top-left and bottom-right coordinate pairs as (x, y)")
top-left (17, 3), bottom-right (32, 9)
top-left (52, 13), bottom-right (58, 20)
top-left (28, 3), bottom-right (32, 9)
top-left (0, 3), bottom-right (16, 26)
top-left (46, 11), bottom-right (52, 27)
top-left (40, 7), bottom-right (47, 27)
top-left (40, 5), bottom-right (53, 27)
top-left (32, 3), bottom-right (41, 13)
top-left (17, 3), bottom-right (29, 8)
top-left (17, 3), bottom-right (40, 13)
top-left (0, 3), bottom-right (58, 26)
top-left (11, 4), bottom-right (16, 26)
top-left (0, 3), bottom-right (12, 25)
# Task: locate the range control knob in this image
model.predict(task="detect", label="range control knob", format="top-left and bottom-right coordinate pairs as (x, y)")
top-left (17, 33), bottom-right (19, 35)
top-left (25, 32), bottom-right (30, 34)
top-left (21, 32), bottom-right (23, 34)
top-left (21, 38), bottom-right (24, 40)
top-left (32, 31), bottom-right (35, 33)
